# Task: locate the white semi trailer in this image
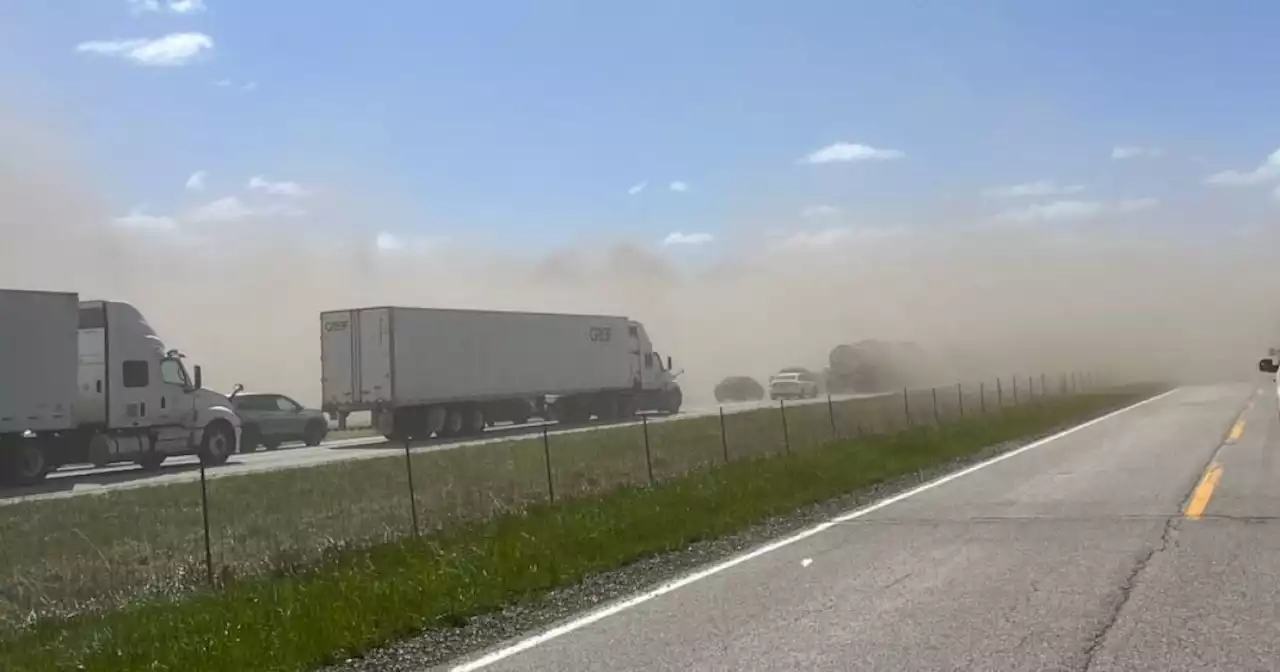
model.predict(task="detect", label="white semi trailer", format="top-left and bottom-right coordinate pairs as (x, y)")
top-left (0, 289), bottom-right (241, 485)
top-left (320, 306), bottom-right (684, 440)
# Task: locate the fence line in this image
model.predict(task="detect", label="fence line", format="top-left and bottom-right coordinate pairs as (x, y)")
top-left (0, 371), bottom-right (1107, 630)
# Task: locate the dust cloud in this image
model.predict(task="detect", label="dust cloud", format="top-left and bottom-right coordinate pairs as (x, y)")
top-left (3, 113), bottom-right (1278, 409)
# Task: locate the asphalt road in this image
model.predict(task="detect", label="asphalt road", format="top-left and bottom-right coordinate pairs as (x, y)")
top-left (0, 394), bottom-right (872, 505)
top-left (449, 382), bottom-right (1280, 672)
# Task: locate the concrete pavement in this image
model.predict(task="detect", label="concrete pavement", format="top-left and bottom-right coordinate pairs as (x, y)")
top-left (449, 383), bottom-right (1273, 671)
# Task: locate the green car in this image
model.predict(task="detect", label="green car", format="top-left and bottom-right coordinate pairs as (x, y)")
top-left (229, 388), bottom-right (329, 452)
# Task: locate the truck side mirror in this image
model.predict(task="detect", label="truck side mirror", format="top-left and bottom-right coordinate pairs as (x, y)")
top-left (193, 365), bottom-right (203, 389)
top-left (667, 355), bottom-right (673, 371)
top-left (1259, 358), bottom-right (1278, 374)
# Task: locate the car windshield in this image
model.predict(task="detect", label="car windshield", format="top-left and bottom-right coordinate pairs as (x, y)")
top-left (772, 374), bottom-right (800, 382)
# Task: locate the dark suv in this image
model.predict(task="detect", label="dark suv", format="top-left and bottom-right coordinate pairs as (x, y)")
top-left (230, 392), bottom-right (329, 452)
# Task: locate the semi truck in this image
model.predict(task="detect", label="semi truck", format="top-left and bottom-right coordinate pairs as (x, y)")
top-left (824, 339), bottom-right (933, 394)
top-left (320, 306), bottom-right (684, 440)
top-left (0, 289), bottom-right (241, 485)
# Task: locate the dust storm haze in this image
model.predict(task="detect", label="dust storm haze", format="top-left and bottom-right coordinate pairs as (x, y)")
top-left (2, 114), bottom-right (1278, 408)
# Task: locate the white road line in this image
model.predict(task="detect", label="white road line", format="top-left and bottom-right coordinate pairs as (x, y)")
top-left (450, 387), bottom-right (1181, 671)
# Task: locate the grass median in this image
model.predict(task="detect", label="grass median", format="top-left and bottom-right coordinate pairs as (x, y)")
top-left (0, 386), bottom-right (1158, 672)
top-left (0, 393), bottom-right (898, 633)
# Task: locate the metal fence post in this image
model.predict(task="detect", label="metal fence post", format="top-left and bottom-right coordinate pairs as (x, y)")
top-left (827, 393), bottom-right (838, 439)
top-left (931, 387), bottom-right (940, 424)
top-left (957, 382), bottom-right (964, 418)
top-left (542, 426), bottom-right (555, 503)
top-left (642, 415), bottom-right (654, 485)
top-left (403, 439), bottom-right (420, 538)
top-left (997, 377), bottom-right (1003, 408)
top-left (719, 406), bottom-right (729, 464)
top-left (779, 399), bottom-right (791, 455)
top-left (199, 463), bottom-right (214, 588)
top-left (903, 387), bottom-right (911, 426)
top-left (980, 381), bottom-right (987, 414)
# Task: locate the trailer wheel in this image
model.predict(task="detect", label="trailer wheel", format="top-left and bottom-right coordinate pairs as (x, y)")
top-left (2, 439), bottom-right (49, 486)
top-left (596, 394), bottom-right (621, 421)
top-left (199, 421), bottom-right (235, 466)
top-left (462, 408), bottom-right (486, 436)
top-left (439, 408), bottom-right (465, 438)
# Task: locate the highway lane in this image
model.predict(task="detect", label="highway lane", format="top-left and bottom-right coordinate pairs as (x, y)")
top-left (0, 393), bottom-right (877, 505)
top-left (449, 383), bottom-right (1274, 672)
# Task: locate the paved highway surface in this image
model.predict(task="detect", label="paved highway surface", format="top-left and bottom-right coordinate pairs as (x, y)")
top-left (0, 394), bottom-right (874, 505)
top-left (449, 382), bottom-right (1280, 671)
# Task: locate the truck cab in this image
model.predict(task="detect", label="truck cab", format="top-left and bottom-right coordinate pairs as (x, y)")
top-left (71, 300), bottom-right (241, 471)
top-left (628, 320), bottom-right (683, 413)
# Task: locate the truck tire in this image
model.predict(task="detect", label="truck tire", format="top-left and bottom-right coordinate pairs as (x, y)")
top-left (663, 387), bottom-right (683, 414)
top-left (240, 424), bottom-right (260, 454)
top-left (596, 394), bottom-right (620, 421)
top-left (439, 407), bottom-right (465, 438)
top-left (199, 421), bottom-right (235, 466)
top-left (2, 439), bottom-right (49, 486)
top-left (303, 420), bottom-right (327, 447)
top-left (462, 407), bottom-right (485, 437)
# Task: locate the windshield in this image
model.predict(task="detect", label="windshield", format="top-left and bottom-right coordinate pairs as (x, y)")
top-left (772, 374), bottom-right (800, 382)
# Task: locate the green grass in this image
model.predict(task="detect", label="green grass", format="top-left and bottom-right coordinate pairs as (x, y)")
top-left (0, 393), bottom-right (897, 632)
top-left (0, 387), bottom-right (1157, 672)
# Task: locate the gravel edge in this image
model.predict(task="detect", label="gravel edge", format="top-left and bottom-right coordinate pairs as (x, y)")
top-left (324, 403), bottom-right (1133, 672)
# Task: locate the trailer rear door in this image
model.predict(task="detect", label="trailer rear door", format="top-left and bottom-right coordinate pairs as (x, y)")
top-left (357, 307), bottom-right (394, 405)
top-left (320, 311), bottom-right (356, 408)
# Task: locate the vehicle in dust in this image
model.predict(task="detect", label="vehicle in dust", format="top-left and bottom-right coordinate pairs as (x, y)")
top-left (714, 376), bottom-right (766, 403)
top-left (230, 389), bottom-right (330, 452)
top-left (320, 306), bottom-right (684, 441)
top-left (769, 369), bottom-right (821, 400)
top-left (0, 289), bottom-right (241, 486)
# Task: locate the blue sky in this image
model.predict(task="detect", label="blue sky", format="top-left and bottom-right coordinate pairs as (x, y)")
top-left (5, 1), bottom-right (1280, 250)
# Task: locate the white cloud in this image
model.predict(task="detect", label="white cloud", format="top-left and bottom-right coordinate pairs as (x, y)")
top-left (374, 232), bottom-right (449, 254)
top-left (994, 198), bottom-right (1159, 223)
top-left (627, 181), bottom-right (647, 196)
top-left (776, 225), bottom-right (907, 249)
top-left (129, 0), bottom-right (206, 14)
top-left (801, 142), bottom-right (904, 165)
top-left (185, 170), bottom-right (206, 192)
top-left (186, 196), bottom-right (305, 223)
top-left (1111, 145), bottom-right (1166, 160)
top-left (780, 227), bottom-right (853, 247)
top-left (167, 0), bottom-right (206, 13)
top-left (215, 79), bottom-right (257, 92)
top-left (1204, 150), bottom-right (1280, 187)
top-left (669, 181), bottom-right (689, 193)
top-left (76, 32), bottom-right (214, 67)
top-left (800, 205), bottom-right (842, 218)
top-left (113, 207), bottom-right (177, 231)
top-left (247, 176), bottom-right (312, 198)
top-left (662, 232), bottom-right (714, 246)
top-left (982, 180), bottom-right (1085, 199)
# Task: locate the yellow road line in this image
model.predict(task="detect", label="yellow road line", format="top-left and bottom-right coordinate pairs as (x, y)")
top-left (1185, 462), bottom-right (1223, 519)
top-left (1228, 417), bottom-right (1247, 442)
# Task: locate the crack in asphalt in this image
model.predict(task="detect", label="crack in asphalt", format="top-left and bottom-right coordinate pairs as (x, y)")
top-left (1078, 514), bottom-right (1179, 672)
